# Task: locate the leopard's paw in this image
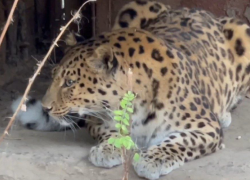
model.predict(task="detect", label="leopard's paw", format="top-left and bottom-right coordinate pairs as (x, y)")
top-left (133, 153), bottom-right (178, 180)
top-left (88, 143), bottom-right (122, 168)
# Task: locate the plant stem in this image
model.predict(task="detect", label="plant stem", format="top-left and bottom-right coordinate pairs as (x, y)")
top-left (0, 0), bottom-right (19, 48)
top-left (122, 147), bottom-right (128, 180)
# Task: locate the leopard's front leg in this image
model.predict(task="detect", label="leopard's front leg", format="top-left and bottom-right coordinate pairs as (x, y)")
top-left (133, 116), bottom-right (224, 180)
top-left (86, 118), bottom-right (123, 168)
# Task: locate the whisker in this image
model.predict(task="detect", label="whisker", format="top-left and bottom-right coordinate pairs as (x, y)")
top-left (60, 116), bottom-right (76, 137)
top-left (65, 115), bottom-right (81, 129)
top-left (65, 114), bottom-right (101, 126)
top-left (68, 103), bottom-right (117, 126)
top-left (70, 109), bottom-right (108, 121)
top-left (65, 114), bottom-right (85, 120)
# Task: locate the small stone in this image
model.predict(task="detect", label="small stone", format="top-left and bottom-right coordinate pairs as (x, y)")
top-left (236, 136), bottom-right (241, 140)
top-left (220, 143), bottom-right (226, 149)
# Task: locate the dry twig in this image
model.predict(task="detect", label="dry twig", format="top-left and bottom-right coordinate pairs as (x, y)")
top-left (0, 0), bottom-right (19, 48)
top-left (0, 0), bottom-right (96, 144)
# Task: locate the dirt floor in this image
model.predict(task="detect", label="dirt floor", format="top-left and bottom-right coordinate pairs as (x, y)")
top-left (0, 59), bottom-right (250, 180)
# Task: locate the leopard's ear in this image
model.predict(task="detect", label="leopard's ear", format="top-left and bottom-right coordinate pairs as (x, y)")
top-left (63, 32), bottom-right (85, 53)
top-left (65, 32), bottom-right (77, 46)
top-left (86, 44), bottom-right (118, 74)
top-left (51, 66), bottom-right (60, 78)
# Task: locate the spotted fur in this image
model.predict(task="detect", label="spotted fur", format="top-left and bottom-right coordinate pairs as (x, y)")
top-left (12, 1), bottom-right (250, 179)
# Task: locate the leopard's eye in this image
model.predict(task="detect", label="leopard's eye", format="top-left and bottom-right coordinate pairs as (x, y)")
top-left (65, 79), bottom-right (74, 87)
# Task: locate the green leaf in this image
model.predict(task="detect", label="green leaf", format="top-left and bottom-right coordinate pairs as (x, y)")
top-left (115, 123), bottom-right (121, 129)
top-left (124, 136), bottom-right (133, 141)
top-left (134, 153), bottom-right (140, 162)
top-left (108, 137), bottom-right (115, 144)
top-left (114, 110), bottom-right (124, 115)
top-left (119, 137), bottom-right (125, 143)
top-left (125, 142), bottom-right (132, 150)
top-left (123, 140), bottom-right (129, 149)
top-left (114, 116), bottom-right (122, 121)
top-left (120, 136), bottom-right (132, 150)
top-left (127, 107), bottom-right (134, 113)
top-left (122, 119), bottom-right (129, 126)
top-left (128, 97), bottom-right (135, 102)
top-left (127, 143), bottom-right (132, 150)
top-left (123, 97), bottom-right (129, 101)
top-left (120, 101), bottom-right (127, 109)
top-left (127, 91), bottom-right (132, 95)
top-left (124, 113), bottom-right (130, 120)
top-left (128, 94), bottom-right (135, 98)
top-left (124, 136), bottom-right (130, 142)
top-left (121, 128), bottom-right (129, 135)
top-left (122, 99), bottom-right (128, 103)
top-left (121, 125), bottom-right (127, 131)
top-left (127, 92), bottom-right (135, 99)
top-left (114, 139), bottom-right (122, 148)
top-left (126, 102), bottom-right (132, 107)
top-left (124, 136), bottom-right (135, 147)
top-left (130, 141), bottom-right (135, 147)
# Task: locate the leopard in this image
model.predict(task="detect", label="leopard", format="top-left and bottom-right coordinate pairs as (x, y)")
top-left (11, 0), bottom-right (250, 179)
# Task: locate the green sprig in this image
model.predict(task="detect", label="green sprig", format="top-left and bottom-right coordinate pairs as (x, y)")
top-left (108, 91), bottom-right (140, 162)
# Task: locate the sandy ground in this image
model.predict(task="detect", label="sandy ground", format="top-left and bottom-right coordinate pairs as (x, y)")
top-left (1, 60), bottom-right (250, 180)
